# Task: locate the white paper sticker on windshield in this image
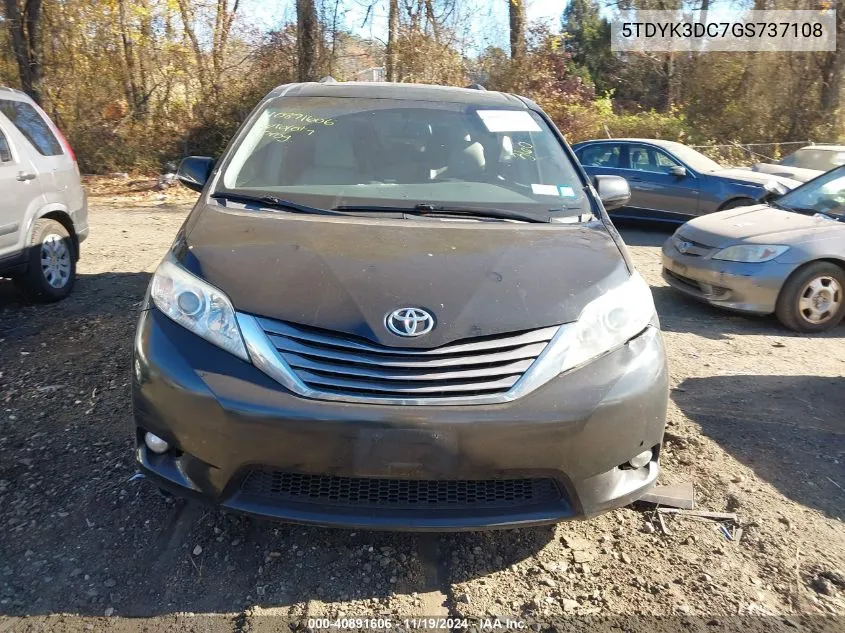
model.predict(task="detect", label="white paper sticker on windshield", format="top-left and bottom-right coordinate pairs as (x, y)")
top-left (559, 186), bottom-right (576, 198)
top-left (477, 110), bottom-right (542, 133)
top-left (532, 184), bottom-right (560, 196)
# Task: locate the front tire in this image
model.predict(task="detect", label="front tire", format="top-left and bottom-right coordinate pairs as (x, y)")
top-left (775, 262), bottom-right (845, 332)
top-left (18, 219), bottom-right (76, 301)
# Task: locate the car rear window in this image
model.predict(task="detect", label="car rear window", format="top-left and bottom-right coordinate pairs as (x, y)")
top-left (0, 99), bottom-right (63, 156)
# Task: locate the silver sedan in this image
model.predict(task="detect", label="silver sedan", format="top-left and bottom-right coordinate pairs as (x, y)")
top-left (662, 165), bottom-right (845, 332)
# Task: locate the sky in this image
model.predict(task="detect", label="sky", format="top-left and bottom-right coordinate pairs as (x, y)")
top-left (243, 1), bottom-right (568, 52)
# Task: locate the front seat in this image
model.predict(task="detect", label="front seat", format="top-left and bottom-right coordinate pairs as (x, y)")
top-left (296, 130), bottom-right (360, 185)
top-left (441, 139), bottom-right (486, 181)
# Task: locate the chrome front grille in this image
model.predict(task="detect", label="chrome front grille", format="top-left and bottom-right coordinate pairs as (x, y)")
top-left (673, 235), bottom-right (714, 257)
top-left (255, 317), bottom-right (559, 402)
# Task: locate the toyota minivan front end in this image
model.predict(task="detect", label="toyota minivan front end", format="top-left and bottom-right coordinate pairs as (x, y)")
top-left (132, 82), bottom-right (668, 530)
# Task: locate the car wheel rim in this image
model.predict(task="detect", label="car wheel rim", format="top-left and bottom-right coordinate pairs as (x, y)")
top-left (40, 234), bottom-right (72, 289)
top-left (797, 275), bottom-right (842, 324)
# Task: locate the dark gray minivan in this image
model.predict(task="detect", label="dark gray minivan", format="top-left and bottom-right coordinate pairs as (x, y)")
top-left (132, 82), bottom-right (668, 530)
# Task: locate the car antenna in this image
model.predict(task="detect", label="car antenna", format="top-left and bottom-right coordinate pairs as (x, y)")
top-left (319, 76), bottom-right (338, 83)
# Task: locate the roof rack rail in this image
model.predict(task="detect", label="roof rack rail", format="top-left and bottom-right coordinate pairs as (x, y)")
top-left (466, 83), bottom-right (487, 91)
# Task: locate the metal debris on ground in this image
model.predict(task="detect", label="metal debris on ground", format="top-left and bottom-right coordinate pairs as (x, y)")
top-left (639, 482), bottom-right (695, 509)
top-left (650, 507), bottom-right (743, 542)
top-left (657, 509), bottom-right (739, 523)
top-left (657, 511), bottom-right (671, 536)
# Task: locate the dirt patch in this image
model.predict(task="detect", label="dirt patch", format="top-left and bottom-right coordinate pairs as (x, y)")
top-left (83, 174), bottom-right (199, 210)
top-left (0, 208), bottom-right (843, 631)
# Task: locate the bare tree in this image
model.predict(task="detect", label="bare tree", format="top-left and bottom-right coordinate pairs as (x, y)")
top-left (3, 0), bottom-right (43, 103)
top-left (297, 0), bottom-right (319, 82)
top-left (819, 4), bottom-right (845, 125)
top-left (176, 0), bottom-right (210, 95)
top-left (212, 0), bottom-right (241, 85)
top-left (508, 0), bottom-right (525, 61)
top-left (386, 0), bottom-right (399, 81)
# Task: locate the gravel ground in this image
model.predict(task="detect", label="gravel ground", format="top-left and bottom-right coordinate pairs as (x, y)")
top-left (0, 198), bottom-right (843, 632)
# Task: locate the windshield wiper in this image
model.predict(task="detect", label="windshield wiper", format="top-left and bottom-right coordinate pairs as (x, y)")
top-left (211, 192), bottom-right (344, 216)
top-left (332, 203), bottom-right (551, 224)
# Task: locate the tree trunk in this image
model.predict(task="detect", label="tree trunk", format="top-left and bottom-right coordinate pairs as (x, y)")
top-left (386, 0), bottom-right (399, 81)
top-left (664, 53), bottom-right (678, 109)
top-left (210, 0), bottom-right (240, 99)
top-left (117, 0), bottom-right (143, 118)
top-left (296, 0), bottom-right (319, 82)
top-left (508, 0), bottom-right (525, 61)
top-left (819, 5), bottom-right (845, 123)
top-left (176, 0), bottom-right (210, 96)
top-left (3, 0), bottom-right (44, 104)
top-left (424, 0), bottom-right (440, 42)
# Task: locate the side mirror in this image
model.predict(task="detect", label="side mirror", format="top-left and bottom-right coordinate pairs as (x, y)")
top-left (760, 179), bottom-right (790, 203)
top-left (670, 165), bottom-right (687, 178)
top-left (177, 156), bottom-right (215, 192)
top-left (595, 175), bottom-right (631, 211)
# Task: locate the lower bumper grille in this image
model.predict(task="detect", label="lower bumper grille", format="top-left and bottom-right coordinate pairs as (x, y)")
top-left (664, 268), bottom-right (729, 298)
top-left (240, 471), bottom-right (561, 510)
top-left (665, 268), bottom-right (703, 291)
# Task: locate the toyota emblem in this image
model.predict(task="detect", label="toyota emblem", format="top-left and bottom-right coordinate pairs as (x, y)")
top-left (386, 307), bottom-right (435, 337)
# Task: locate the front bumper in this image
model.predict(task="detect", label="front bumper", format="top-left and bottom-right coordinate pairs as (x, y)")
top-left (661, 240), bottom-right (796, 314)
top-left (132, 308), bottom-right (669, 530)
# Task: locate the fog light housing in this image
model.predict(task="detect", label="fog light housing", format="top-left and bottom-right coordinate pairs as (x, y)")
top-left (628, 449), bottom-right (653, 469)
top-left (144, 432), bottom-right (170, 454)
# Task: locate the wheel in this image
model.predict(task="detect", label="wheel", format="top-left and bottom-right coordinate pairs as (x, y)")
top-left (17, 218), bottom-right (76, 301)
top-left (719, 198), bottom-right (755, 211)
top-left (775, 262), bottom-right (845, 332)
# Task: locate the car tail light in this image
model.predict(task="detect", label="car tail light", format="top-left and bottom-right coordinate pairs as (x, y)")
top-left (55, 127), bottom-right (77, 164)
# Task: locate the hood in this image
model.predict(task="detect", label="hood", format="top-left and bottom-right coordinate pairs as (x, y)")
top-left (752, 163), bottom-right (822, 183)
top-left (711, 168), bottom-right (801, 190)
top-left (677, 205), bottom-right (845, 248)
top-left (181, 203), bottom-right (630, 348)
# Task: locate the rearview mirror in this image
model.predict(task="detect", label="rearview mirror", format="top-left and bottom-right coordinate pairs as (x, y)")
top-left (177, 156), bottom-right (215, 192)
top-left (670, 165), bottom-right (687, 177)
top-left (595, 175), bottom-right (631, 211)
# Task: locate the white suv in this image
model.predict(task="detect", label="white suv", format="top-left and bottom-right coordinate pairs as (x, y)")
top-left (0, 86), bottom-right (87, 300)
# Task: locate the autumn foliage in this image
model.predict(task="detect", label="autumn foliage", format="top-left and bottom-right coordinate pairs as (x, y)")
top-left (1, 0), bottom-right (842, 173)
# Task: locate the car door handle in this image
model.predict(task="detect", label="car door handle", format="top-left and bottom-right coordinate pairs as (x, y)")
top-left (627, 177), bottom-right (644, 182)
top-left (16, 171), bottom-right (36, 182)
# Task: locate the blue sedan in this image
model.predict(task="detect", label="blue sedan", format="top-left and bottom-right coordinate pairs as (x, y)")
top-left (572, 138), bottom-right (799, 223)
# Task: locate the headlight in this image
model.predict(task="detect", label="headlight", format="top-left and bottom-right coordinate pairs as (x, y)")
top-left (150, 257), bottom-right (249, 361)
top-left (711, 244), bottom-right (789, 263)
top-left (526, 273), bottom-right (656, 381)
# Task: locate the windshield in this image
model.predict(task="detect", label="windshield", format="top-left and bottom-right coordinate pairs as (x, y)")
top-left (218, 96), bottom-right (589, 217)
top-left (776, 166), bottom-right (845, 218)
top-left (782, 148), bottom-right (845, 171)
top-left (666, 143), bottom-right (722, 172)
